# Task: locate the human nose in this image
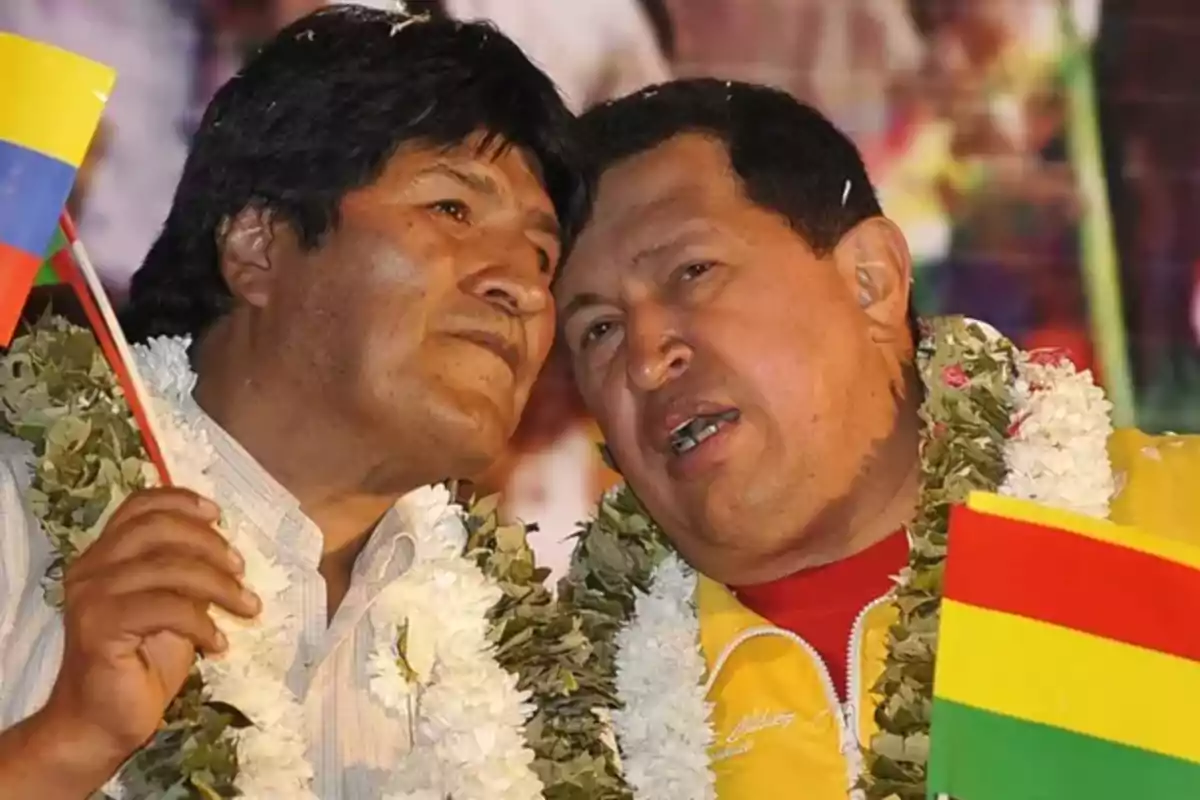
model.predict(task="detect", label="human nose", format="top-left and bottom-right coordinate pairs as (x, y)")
top-left (462, 242), bottom-right (550, 319)
top-left (626, 304), bottom-right (691, 392)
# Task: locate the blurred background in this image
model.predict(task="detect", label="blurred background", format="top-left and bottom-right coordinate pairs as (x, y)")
top-left (7, 0), bottom-right (1198, 578)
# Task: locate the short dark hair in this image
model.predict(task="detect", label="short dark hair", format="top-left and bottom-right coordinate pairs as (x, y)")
top-left (572, 78), bottom-right (917, 340)
top-left (121, 6), bottom-right (585, 344)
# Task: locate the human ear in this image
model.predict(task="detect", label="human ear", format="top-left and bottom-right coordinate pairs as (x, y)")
top-left (833, 216), bottom-right (913, 344)
top-left (217, 206), bottom-right (280, 309)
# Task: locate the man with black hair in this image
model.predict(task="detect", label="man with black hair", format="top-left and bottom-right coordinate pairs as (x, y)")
top-left (0, 7), bottom-right (582, 798)
top-left (555, 78), bottom-right (1200, 798)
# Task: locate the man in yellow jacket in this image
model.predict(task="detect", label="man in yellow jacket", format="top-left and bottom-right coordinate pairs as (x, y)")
top-left (554, 78), bottom-right (1200, 798)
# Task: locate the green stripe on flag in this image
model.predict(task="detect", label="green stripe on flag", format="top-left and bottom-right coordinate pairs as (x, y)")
top-left (33, 225), bottom-right (66, 286)
top-left (928, 699), bottom-right (1200, 800)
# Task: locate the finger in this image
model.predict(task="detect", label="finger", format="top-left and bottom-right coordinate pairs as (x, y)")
top-left (113, 591), bottom-right (227, 654)
top-left (77, 510), bottom-right (243, 578)
top-left (98, 557), bottom-right (260, 619)
top-left (104, 487), bottom-right (220, 533)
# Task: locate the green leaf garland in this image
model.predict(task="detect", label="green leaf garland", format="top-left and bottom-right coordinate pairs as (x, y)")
top-left (861, 317), bottom-right (1016, 799)
top-left (1, 315), bottom-right (631, 798)
top-left (0, 316), bottom-right (240, 798)
top-left (561, 316), bottom-right (1022, 800)
top-left (1, 313), bottom-right (1023, 800)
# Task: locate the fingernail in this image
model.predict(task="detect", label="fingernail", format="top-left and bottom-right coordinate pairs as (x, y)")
top-left (197, 496), bottom-right (221, 517)
top-left (228, 547), bottom-right (245, 575)
top-left (241, 588), bottom-right (262, 613)
top-left (215, 631), bottom-right (228, 651)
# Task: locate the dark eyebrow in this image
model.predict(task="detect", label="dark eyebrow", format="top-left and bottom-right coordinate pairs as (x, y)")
top-left (527, 209), bottom-right (561, 240)
top-left (559, 291), bottom-right (609, 323)
top-left (422, 164), bottom-right (498, 195)
top-left (630, 219), bottom-right (724, 266)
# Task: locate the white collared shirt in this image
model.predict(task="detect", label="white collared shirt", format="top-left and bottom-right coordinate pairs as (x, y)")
top-left (0, 413), bottom-right (417, 799)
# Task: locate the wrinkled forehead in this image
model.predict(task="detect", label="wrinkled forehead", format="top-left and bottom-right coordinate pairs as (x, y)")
top-left (556, 134), bottom-right (740, 298)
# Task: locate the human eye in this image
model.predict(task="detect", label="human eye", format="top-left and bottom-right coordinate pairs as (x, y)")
top-left (677, 260), bottom-right (717, 282)
top-left (533, 240), bottom-right (560, 277)
top-left (580, 319), bottom-right (618, 350)
top-left (428, 199), bottom-right (472, 224)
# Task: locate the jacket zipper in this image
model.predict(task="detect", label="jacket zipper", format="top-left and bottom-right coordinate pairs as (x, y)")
top-left (843, 595), bottom-right (890, 796)
top-left (704, 591), bottom-right (890, 795)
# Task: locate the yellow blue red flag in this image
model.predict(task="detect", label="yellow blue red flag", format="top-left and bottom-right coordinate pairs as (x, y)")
top-left (0, 33), bottom-right (114, 344)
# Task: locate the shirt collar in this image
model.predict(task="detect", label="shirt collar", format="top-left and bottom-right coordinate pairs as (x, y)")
top-left (191, 402), bottom-right (414, 580)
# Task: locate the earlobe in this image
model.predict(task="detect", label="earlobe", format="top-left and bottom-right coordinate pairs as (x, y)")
top-left (219, 206), bottom-right (279, 309)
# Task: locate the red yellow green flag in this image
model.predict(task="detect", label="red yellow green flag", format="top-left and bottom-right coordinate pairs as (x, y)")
top-left (928, 492), bottom-right (1200, 799)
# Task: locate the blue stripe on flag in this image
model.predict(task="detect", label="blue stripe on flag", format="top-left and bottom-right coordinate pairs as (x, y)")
top-left (0, 138), bottom-right (76, 257)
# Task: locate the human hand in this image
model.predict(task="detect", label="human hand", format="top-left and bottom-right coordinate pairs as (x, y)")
top-left (37, 488), bottom-right (260, 774)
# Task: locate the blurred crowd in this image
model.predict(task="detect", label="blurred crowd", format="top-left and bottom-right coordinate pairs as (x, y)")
top-left (5, 0), bottom-right (1199, 571)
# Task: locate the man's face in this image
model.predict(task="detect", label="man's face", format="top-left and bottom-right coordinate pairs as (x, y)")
top-left (238, 134), bottom-right (560, 484)
top-left (556, 134), bottom-right (912, 583)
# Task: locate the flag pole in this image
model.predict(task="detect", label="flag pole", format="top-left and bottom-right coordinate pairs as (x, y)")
top-left (56, 212), bottom-right (176, 485)
top-left (1059, 0), bottom-right (1135, 426)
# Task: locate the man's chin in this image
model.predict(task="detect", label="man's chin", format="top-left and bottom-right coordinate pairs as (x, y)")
top-left (353, 392), bottom-right (513, 487)
top-left (428, 393), bottom-right (515, 477)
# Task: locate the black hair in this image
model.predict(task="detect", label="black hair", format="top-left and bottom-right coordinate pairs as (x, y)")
top-left (572, 78), bottom-right (919, 343)
top-left (121, 5), bottom-right (585, 344)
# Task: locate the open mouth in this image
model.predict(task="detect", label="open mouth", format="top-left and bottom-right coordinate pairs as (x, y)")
top-left (667, 408), bottom-right (741, 456)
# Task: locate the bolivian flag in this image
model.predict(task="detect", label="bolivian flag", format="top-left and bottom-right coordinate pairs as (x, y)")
top-left (0, 33), bottom-right (114, 345)
top-left (929, 492), bottom-right (1200, 799)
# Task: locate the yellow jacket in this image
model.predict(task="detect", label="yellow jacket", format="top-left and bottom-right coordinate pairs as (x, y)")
top-left (698, 429), bottom-right (1200, 798)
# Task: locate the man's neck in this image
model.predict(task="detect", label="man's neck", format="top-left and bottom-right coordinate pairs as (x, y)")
top-left (754, 453), bottom-right (919, 584)
top-left (727, 398), bottom-right (923, 586)
top-left (191, 333), bottom-right (417, 562)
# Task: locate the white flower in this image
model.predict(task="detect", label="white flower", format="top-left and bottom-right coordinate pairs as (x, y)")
top-left (1000, 353), bottom-right (1114, 519)
top-left (127, 335), bottom-right (319, 799)
top-left (612, 555), bottom-right (716, 800)
top-left (133, 336), bottom-right (197, 406)
top-left (374, 486), bottom-right (544, 800)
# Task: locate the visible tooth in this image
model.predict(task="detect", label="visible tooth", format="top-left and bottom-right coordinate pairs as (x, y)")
top-left (673, 436), bottom-right (698, 454)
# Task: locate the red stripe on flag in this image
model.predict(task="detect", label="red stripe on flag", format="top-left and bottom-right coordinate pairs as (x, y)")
top-left (0, 241), bottom-right (41, 345)
top-left (945, 505), bottom-right (1200, 663)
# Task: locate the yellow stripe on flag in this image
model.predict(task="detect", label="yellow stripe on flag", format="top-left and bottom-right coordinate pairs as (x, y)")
top-left (0, 33), bottom-right (115, 167)
top-left (936, 599), bottom-right (1200, 765)
top-left (967, 491), bottom-right (1200, 572)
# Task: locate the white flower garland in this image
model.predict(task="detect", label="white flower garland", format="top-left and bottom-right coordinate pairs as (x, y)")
top-left (999, 349), bottom-right (1115, 518)
top-left (607, 335), bottom-right (1115, 800)
top-left (127, 337), bottom-right (317, 799)
top-left (611, 555), bottom-right (716, 800)
top-left (369, 485), bottom-right (543, 800)
top-left (112, 336), bottom-right (540, 798)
